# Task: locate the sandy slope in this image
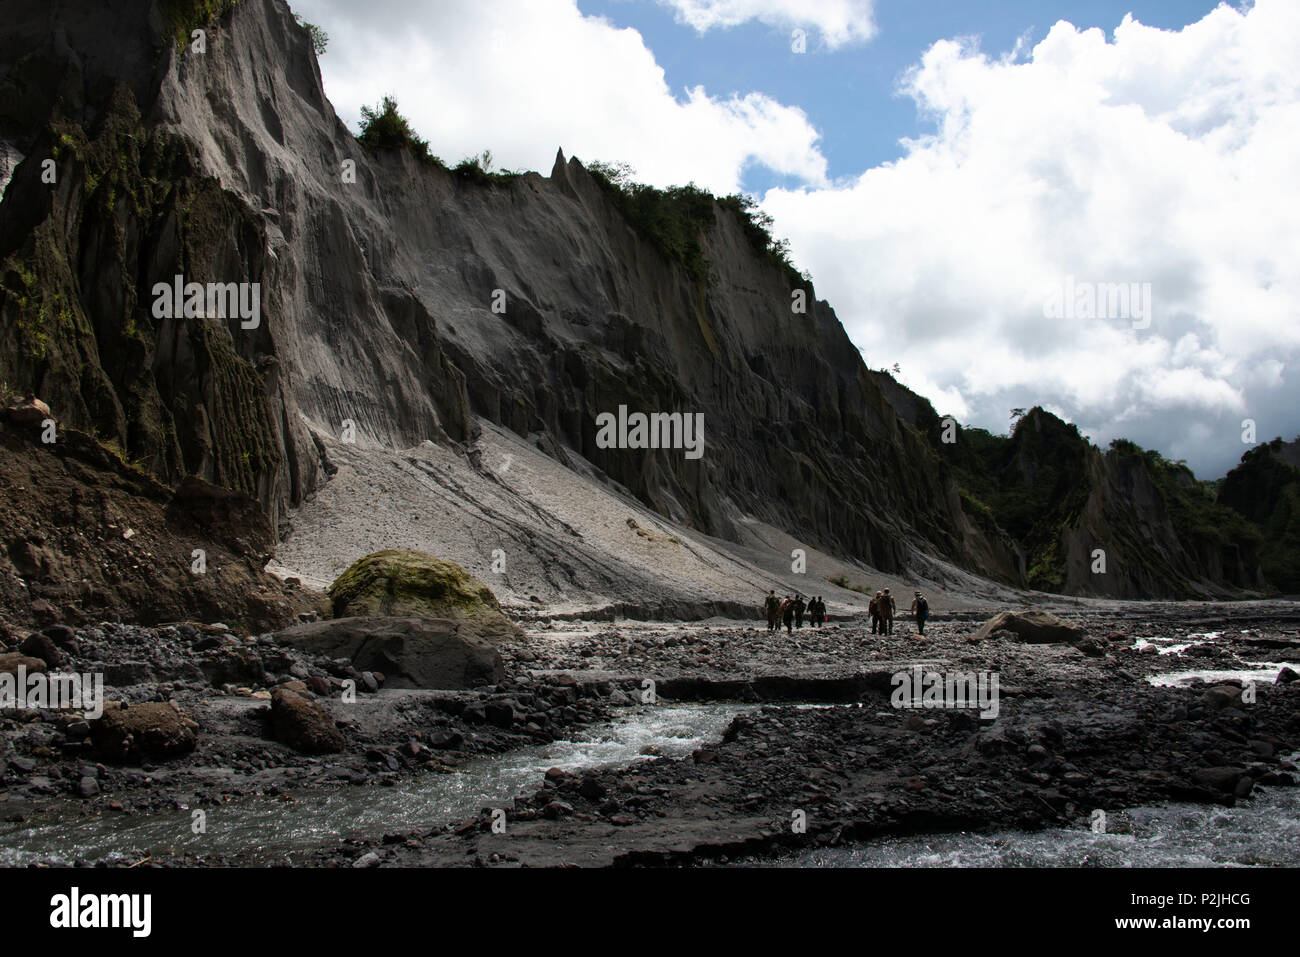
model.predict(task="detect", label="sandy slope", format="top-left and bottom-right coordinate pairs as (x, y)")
top-left (269, 418), bottom-right (1030, 618)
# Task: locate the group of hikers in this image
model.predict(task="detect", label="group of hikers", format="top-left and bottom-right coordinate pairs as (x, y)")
top-left (763, 592), bottom-right (826, 632)
top-left (868, 587), bottom-right (930, 635)
top-left (762, 586), bottom-right (929, 636)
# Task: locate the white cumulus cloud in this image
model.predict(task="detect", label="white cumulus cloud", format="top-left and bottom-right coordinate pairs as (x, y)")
top-left (762, 0), bottom-right (1300, 476)
top-left (291, 0), bottom-right (828, 193)
top-left (655, 0), bottom-right (877, 47)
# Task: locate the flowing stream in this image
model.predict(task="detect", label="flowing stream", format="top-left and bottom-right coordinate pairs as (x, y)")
top-left (2, 701), bottom-right (1294, 867)
top-left (0, 704), bottom-right (751, 866)
top-left (761, 775), bottom-right (1300, 868)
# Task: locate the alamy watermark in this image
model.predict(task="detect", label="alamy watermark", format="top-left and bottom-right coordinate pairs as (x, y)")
top-left (890, 664), bottom-right (999, 719)
top-left (1043, 275), bottom-right (1151, 329)
top-left (0, 666), bottom-right (103, 718)
top-left (595, 405), bottom-right (704, 460)
top-left (49, 887), bottom-right (150, 937)
top-left (151, 275), bottom-right (260, 329)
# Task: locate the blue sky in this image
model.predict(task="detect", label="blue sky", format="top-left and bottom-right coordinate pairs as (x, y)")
top-left (579, 1), bottom-right (1225, 194)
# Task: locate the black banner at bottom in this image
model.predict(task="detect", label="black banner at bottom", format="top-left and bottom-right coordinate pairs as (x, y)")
top-left (0, 866), bottom-right (1281, 945)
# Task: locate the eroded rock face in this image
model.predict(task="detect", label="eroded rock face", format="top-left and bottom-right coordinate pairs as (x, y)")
top-left (270, 687), bottom-right (344, 754)
top-left (0, 0), bottom-right (1023, 593)
top-left (0, 423), bottom-right (322, 630)
top-left (91, 701), bottom-right (198, 761)
top-left (973, 610), bottom-right (1086, 644)
top-left (0, 0), bottom-right (1270, 605)
top-left (274, 616), bottom-right (507, 689)
top-left (327, 551), bottom-right (512, 626)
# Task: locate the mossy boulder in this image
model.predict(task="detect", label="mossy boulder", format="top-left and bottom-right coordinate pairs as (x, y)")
top-left (327, 550), bottom-right (509, 625)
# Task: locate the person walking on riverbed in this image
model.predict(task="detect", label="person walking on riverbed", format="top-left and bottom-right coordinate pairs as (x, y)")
top-left (910, 591), bottom-right (929, 637)
top-left (869, 591), bottom-right (882, 634)
top-left (764, 590), bottom-right (781, 631)
top-left (793, 594), bottom-right (806, 629)
top-left (782, 595), bottom-right (795, 633)
top-left (881, 588), bottom-right (896, 634)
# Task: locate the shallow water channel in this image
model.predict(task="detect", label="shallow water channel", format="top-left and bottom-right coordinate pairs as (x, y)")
top-left (3, 701), bottom-right (1294, 867)
top-left (0, 704), bottom-right (752, 866)
top-left (762, 772), bottom-right (1300, 867)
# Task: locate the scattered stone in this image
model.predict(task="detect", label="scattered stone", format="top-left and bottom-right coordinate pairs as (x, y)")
top-left (91, 702), bottom-right (197, 762)
top-left (326, 550), bottom-right (519, 629)
top-left (1074, 638), bottom-right (1105, 657)
top-left (428, 730), bottom-right (464, 751)
top-left (41, 627), bottom-right (78, 652)
top-left (4, 395), bottom-right (51, 425)
top-left (973, 610), bottom-right (1087, 644)
top-left (543, 800), bottom-right (573, 819)
top-left (102, 661), bottom-right (153, 685)
top-left (0, 653), bottom-right (46, 676)
top-left (199, 645), bottom-right (266, 687)
top-left (1203, 685), bottom-right (1243, 710)
top-left (270, 688), bottom-right (345, 755)
top-left (305, 675), bottom-right (331, 696)
top-left (484, 701), bottom-right (514, 728)
top-left (1190, 767), bottom-right (1242, 793)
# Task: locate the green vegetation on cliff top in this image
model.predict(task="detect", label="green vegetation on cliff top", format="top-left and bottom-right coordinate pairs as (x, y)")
top-left (158, 0), bottom-right (241, 50)
top-left (355, 97), bottom-right (520, 190)
top-left (939, 410), bottom-right (1092, 590)
top-left (350, 97), bottom-right (806, 290)
top-left (589, 160), bottom-right (808, 289)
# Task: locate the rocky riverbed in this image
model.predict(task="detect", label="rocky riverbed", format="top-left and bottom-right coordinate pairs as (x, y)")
top-left (1, 601), bottom-right (1297, 867)
top-left (0, 617), bottom-right (617, 829)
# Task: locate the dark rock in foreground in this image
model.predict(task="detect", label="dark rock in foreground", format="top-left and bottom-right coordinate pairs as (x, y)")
top-left (973, 609), bottom-right (1086, 644)
top-left (0, 652), bottom-right (46, 675)
top-left (91, 702), bottom-right (197, 761)
top-left (275, 616), bottom-right (507, 689)
top-left (270, 687), bottom-right (345, 755)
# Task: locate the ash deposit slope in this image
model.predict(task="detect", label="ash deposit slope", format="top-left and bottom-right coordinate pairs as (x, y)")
top-left (270, 418), bottom-right (1026, 617)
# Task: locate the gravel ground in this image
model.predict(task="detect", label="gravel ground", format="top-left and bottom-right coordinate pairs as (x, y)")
top-left (4, 600), bottom-right (1295, 866)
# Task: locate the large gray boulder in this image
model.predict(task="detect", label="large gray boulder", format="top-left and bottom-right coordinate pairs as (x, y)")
top-left (972, 609), bottom-right (1086, 644)
top-left (274, 617), bottom-right (506, 689)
